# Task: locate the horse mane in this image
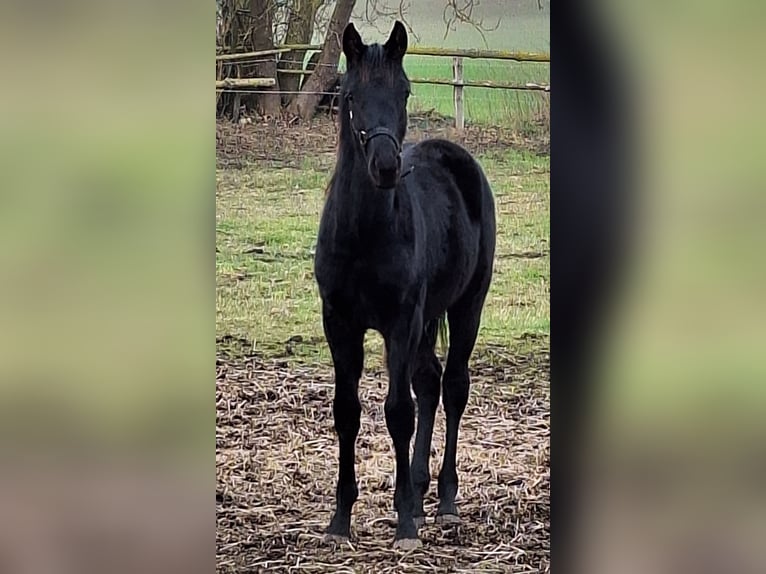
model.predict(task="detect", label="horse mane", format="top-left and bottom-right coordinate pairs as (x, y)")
top-left (323, 172), bottom-right (336, 198)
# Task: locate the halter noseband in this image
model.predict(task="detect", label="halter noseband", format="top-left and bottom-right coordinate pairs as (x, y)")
top-left (347, 107), bottom-right (415, 180)
top-left (349, 109), bottom-right (401, 155)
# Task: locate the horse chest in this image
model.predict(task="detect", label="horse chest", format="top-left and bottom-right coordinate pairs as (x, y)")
top-left (316, 251), bottom-right (417, 326)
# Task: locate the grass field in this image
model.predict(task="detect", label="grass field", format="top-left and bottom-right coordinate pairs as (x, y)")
top-left (216, 138), bottom-right (549, 365)
top-left (326, 51), bottom-right (549, 128)
top-left (402, 57), bottom-right (549, 127)
top-left (349, 1), bottom-right (550, 126)
top-left (219, 4), bottom-right (550, 360)
top-left (333, 51), bottom-right (550, 128)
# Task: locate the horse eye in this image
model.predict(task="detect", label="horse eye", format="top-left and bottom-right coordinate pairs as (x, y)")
top-left (345, 92), bottom-right (354, 102)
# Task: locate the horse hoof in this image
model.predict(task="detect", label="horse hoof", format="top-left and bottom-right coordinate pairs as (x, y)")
top-left (435, 513), bottom-right (461, 525)
top-left (393, 537), bottom-right (422, 551)
top-left (413, 516), bottom-right (426, 528)
top-left (323, 533), bottom-right (350, 545)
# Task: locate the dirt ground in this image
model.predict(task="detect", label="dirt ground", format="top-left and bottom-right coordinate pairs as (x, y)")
top-left (216, 345), bottom-right (549, 573)
top-left (216, 117), bottom-right (550, 573)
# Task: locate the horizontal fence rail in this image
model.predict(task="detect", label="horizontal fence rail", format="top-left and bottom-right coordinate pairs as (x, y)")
top-left (409, 78), bottom-right (550, 91)
top-left (216, 45), bottom-right (551, 129)
top-left (216, 77), bottom-right (276, 89)
top-left (254, 70), bottom-right (550, 91)
top-left (216, 45), bottom-right (550, 63)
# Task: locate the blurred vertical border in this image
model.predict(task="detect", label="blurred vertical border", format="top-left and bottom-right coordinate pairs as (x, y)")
top-left (0, 1), bottom-right (213, 573)
top-left (553, 0), bottom-right (766, 572)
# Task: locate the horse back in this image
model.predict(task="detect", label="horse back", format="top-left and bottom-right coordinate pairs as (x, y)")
top-left (402, 139), bottom-right (493, 224)
top-left (401, 138), bottom-right (496, 318)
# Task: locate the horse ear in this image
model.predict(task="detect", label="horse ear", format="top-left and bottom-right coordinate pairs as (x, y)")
top-left (343, 23), bottom-right (365, 68)
top-left (384, 21), bottom-right (408, 61)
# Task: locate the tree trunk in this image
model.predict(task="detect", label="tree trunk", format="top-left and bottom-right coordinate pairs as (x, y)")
top-left (288, 0), bottom-right (356, 120)
top-left (216, 0), bottom-right (241, 118)
top-left (249, 0), bottom-right (281, 117)
top-left (278, 0), bottom-right (322, 106)
top-left (303, 51), bottom-right (322, 89)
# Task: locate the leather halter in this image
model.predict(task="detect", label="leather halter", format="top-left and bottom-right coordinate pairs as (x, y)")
top-left (347, 107), bottom-right (415, 180)
top-left (348, 108), bottom-right (401, 155)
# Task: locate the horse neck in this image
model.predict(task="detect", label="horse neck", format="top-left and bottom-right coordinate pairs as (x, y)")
top-left (329, 135), bottom-right (397, 233)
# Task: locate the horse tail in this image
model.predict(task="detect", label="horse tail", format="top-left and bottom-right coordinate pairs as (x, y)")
top-left (436, 313), bottom-right (449, 357)
top-left (381, 314), bottom-right (448, 366)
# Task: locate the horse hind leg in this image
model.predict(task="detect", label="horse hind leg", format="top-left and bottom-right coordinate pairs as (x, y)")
top-left (410, 320), bottom-right (443, 528)
top-left (437, 283), bottom-right (490, 523)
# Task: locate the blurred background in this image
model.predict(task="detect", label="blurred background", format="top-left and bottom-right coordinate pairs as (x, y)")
top-left (575, 1), bottom-right (766, 572)
top-left (0, 0), bottom-right (763, 572)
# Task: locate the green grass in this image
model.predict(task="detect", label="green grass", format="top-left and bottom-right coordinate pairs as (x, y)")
top-left (216, 148), bottom-right (549, 364)
top-left (404, 57), bottom-right (549, 127)
top-left (331, 10), bottom-right (550, 128)
top-left (353, 3), bottom-right (550, 127)
top-left (332, 54), bottom-right (549, 129)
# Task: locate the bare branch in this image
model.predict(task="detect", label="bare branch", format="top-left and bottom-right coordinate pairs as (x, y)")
top-left (441, 0), bottom-right (501, 48)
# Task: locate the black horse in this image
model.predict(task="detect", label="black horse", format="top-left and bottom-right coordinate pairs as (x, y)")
top-left (314, 21), bottom-right (496, 549)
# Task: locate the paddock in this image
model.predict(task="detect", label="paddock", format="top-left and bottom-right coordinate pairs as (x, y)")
top-left (216, 117), bottom-right (549, 572)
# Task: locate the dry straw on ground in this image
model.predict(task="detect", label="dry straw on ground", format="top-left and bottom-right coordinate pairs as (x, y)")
top-left (216, 346), bottom-right (549, 573)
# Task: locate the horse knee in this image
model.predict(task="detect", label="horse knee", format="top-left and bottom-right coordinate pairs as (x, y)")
top-left (413, 360), bottom-right (441, 406)
top-left (442, 369), bottom-right (470, 416)
top-left (384, 394), bottom-right (415, 442)
top-left (333, 395), bottom-right (361, 437)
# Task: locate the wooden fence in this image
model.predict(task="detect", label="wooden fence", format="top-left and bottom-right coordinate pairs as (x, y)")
top-left (216, 45), bottom-right (550, 130)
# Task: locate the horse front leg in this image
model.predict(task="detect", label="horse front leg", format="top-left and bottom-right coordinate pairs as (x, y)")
top-left (383, 308), bottom-right (423, 549)
top-left (322, 306), bottom-right (365, 543)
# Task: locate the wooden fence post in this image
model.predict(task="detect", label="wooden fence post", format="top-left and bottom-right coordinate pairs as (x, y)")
top-left (453, 56), bottom-right (464, 131)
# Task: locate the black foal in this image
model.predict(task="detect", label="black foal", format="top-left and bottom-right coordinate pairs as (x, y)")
top-left (314, 21), bottom-right (496, 549)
